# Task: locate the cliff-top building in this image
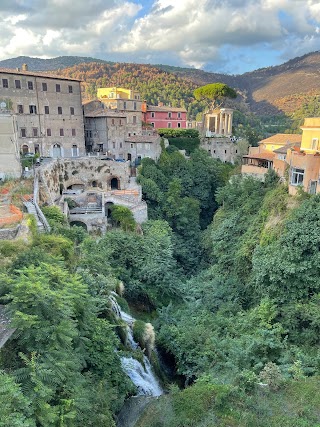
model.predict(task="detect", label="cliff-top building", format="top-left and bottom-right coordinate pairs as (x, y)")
top-left (0, 64), bottom-right (85, 158)
top-left (83, 88), bottom-right (161, 163)
top-left (142, 101), bottom-right (187, 129)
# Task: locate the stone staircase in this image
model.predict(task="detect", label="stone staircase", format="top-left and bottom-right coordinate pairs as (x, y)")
top-left (22, 197), bottom-right (45, 233)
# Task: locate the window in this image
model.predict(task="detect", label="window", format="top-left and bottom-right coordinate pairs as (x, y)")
top-left (167, 122), bottom-right (172, 128)
top-left (111, 119), bottom-right (115, 125)
top-left (120, 142), bottom-right (122, 148)
top-left (113, 142), bottom-right (116, 149)
top-left (17, 104), bottom-right (23, 114)
top-left (133, 115), bottom-right (136, 124)
top-left (42, 82), bottom-right (47, 91)
top-left (56, 84), bottom-right (61, 92)
top-left (72, 145), bottom-right (78, 156)
top-left (123, 101), bottom-right (127, 109)
top-left (178, 112), bottom-right (181, 118)
top-left (58, 106), bottom-right (62, 114)
top-left (32, 128), bottom-right (38, 137)
top-left (72, 128), bottom-right (76, 136)
top-left (145, 143), bottom-right (150, 150)
top-left (21, 128), bottom-right (26, 138)
top-left (177, 122), bottom-right (181, 128)
top-left (60, 128), bottom-right (64, 136)
top-left (131, 144), bottom-right (134, 148)
top-left (44, 106), bottom-right (49, 114)
top-left (133, 102), bottom-right (137, 110)
top-left (120, 119), bottom-right (122, 126)
top-left (312, 138), bottom-right (318, 150)
top-left (151, 112), bottom-right (155, 118)
top-left (225, 150), bottom-right (227, 154)
top-left (15, 80), bottom-right (21, 89)
top-left (291, 168), bottom-right (304, 185)
top-left (47, 129), bottom-right (51, 136)
top-left (68, 85), bottom-right (73, 93)
top-left (2, 79), bottom-right (8, 88)
top-left (151, 122), bottom-right (155, 127)
top-left (168, 112), bottom-right (172, 118)
top-left (29, 105), bottom-right (37, 114)
top-left (28, 81), bottom-right (33, 90)
top-left (70, 107), bottom-right (74, 115)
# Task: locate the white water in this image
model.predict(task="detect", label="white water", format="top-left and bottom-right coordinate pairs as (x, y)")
top-left (121, 357), bottom-right (163, 397)
top-left (109, 294), bottom-right (163, 397)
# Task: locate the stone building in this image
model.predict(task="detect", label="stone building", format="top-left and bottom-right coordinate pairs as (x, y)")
top-left (0, 64), bottom-right (85, 158)
top-left (200, 107), bottom-right (243, 163)
top-left (204, 108), bottom-right (233, 137)
top-left (38, 157), bottom-right (147, 232)
top-left (0, 112), bottom-right (21, 179)
top-left (83, 92), bottom-right (161, 163)
top-left (142, 102), bottom-right (187, 129)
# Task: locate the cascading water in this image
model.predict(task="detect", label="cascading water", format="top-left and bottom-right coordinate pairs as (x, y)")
top-left (109, 294), bottom-right (163, 397)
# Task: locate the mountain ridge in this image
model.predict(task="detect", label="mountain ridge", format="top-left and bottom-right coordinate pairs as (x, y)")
top-left (1, 52), bottom-right (320, 115)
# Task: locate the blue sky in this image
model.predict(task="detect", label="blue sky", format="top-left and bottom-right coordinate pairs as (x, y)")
top-left (0, 0), bottom-right (320, 74)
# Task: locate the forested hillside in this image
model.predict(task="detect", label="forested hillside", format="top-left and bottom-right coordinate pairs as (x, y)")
top-left (2, 51), bottom-right (320, 116)
top-left (1, 147), bottom-right (320, 426)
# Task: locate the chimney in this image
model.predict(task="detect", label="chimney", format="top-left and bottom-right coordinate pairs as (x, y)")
top-left (21, 63), bottom-right (28, 71)
top-left (16, 68), bottom-right (20, 72)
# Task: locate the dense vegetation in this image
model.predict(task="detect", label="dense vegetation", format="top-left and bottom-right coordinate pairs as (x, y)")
top-left (1, 146), bottom-right (320, 426)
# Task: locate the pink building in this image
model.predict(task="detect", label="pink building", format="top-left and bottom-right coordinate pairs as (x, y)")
top-left (142, 102), bottom-right (187, 129)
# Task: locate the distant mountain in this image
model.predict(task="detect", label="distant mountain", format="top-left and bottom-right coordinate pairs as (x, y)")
top-left (1, 52), bottom-right (320, 116)
top-left (0, 56), bottom-right (110, 71)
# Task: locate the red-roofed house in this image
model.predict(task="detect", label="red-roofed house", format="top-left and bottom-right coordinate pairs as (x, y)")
top-left (142, 102), bottom-right (187, 129)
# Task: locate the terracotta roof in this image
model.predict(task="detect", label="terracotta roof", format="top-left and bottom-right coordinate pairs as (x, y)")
top-left (125, 135), bottom-right (159, 143)
top-left (273, 142), bottom-right (301, 154)
top-left (0, 67), bottom-right (81, 82)
top-left (146, 105), bottom-right (187, 113)
top-left (82, 99), bottom-right (99, 105)
top-left (243, 152), bottom-right (275, 161)
top-left (85, 109), bottom-right (126, 118)
top-left (259, 133), bottom-right (302, 145)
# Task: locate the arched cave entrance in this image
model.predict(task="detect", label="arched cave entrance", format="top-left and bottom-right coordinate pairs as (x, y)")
top-left (67, 184), bottom-right (85, 191)
top-left (105, 201), bottom-right (114, 218)
top-left (70, 221), bottom-right (88, 231)
top-left (110, 177), bottom-right (120, 190)
top-left (92, 180), bottom-right (98, 187)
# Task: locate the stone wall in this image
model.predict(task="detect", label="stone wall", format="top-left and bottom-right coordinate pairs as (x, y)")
top-left (201, 137), bottom-right (240, 164)
top-left (0, 225), bottom-right (20, 240)
top-left (39, 158), bottom-right (131, 203)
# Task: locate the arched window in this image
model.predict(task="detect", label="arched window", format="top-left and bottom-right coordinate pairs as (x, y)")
top-left (22, 144), bottom-right (29, 154)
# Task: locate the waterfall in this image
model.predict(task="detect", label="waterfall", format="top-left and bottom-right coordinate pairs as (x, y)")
top-left (109, 294), bottom-right (163, 397)
top-left (121, 357), bottom-right (163, 397)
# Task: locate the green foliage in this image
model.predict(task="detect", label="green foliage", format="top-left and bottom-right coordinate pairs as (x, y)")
top-left (110, 205), bottom-right (136, 232)
top-left (194, 83), bottom-right (237, 109)
top-left (0, 371), bottom-right (35, 427)
top-left (258, 362), bottom-right (284, 390)
top-left (157, 129), bottom-right (199, 138)
top-left (42, 205), bottom-right (67, 226)
top-left (167, 137), bottom-right (200, 155)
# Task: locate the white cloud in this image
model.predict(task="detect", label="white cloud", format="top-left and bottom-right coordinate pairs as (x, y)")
top-left (0, 0), bottom-right (320, 73)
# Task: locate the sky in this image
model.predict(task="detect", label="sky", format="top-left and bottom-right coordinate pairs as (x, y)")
top-left (1, 0), bottom-right (320, 75)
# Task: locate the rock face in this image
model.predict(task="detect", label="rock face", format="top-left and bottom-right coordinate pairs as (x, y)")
top-left (38, 157), bottom-right (148, 231)
top-left (0, 305), bottom-right (16, 349)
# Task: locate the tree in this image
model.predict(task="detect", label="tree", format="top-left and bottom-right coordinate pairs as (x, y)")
top-left (193, 83), bottom-right (237, 110)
